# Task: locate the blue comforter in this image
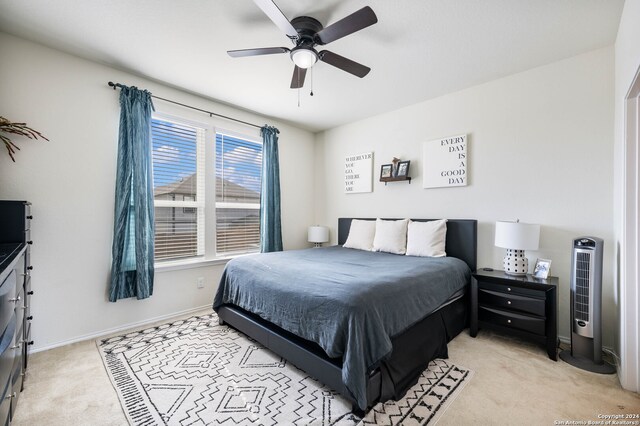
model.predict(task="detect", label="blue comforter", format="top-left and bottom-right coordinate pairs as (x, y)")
top-left (213, 246), bottom-right (470, 409)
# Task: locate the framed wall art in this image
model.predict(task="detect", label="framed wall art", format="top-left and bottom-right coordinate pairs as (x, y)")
top-left (345, 152), bottom-right (373, 193)
top-left (423, 134), bottom-right (467, 189)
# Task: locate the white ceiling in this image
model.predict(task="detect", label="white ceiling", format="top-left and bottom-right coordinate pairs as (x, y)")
top-left (0, 0), bottom-right (624, 132)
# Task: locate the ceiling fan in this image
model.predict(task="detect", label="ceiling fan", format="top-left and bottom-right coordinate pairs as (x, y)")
top-left (228, 0), bottom-right (378, 89)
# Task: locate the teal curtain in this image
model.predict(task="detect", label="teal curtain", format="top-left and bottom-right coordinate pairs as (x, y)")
top-left (109, 86), bottom-right (155, 301)
top-left (260, 126), bottom-right (283, 252)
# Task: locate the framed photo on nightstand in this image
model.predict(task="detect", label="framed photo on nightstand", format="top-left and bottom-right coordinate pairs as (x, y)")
top-left (533, 258), bottom-right (552, 279)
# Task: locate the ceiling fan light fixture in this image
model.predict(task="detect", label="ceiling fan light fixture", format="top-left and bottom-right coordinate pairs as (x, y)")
top-left (228, 1), bottom-right (378, 89)
top-left (291, 47), bottom-right (318, 69)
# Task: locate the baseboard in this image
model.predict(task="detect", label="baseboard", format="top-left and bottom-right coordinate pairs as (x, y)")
top-left (32, 304), bottom-right (212, 353)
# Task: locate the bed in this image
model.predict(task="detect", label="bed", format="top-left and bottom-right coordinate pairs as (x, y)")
top-left (213, 218), bottom-right (477, 413)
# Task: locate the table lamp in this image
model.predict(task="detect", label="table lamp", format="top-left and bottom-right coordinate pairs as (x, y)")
top-left (308, 225), bottom-right (329, 248)
top-left (495, 220), bottom-right (540, 275)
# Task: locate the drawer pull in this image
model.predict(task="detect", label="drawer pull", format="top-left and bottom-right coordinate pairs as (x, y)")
top-left (27, 341), bottom-right (34, 346)
top-left (9, 296), bottom-right (21, 303)
top-left (507, 287), bottom-right (512, 292)
top-left (26, 316), bottom-right (33, 321)
top-left (10, 341), bottom-right (24, 349)
top-left (26, 215), bottom-right (33, 220)
top-left (27, 266), bottom-right (33, 271)
top-left (507, 300), bottom-right (512, 305)
top-left (27, 291), bottom-right (34, 295)
top-left (27, 241), bottom-right (33, 245)
top-left (4, 392), bottom-right (16, 401)
top-left (20, 273), bottom-right (30, 277)
top-left (21, 305), bottom-right (29, 310)
top-left (507, 319), bottom-right (512, 324)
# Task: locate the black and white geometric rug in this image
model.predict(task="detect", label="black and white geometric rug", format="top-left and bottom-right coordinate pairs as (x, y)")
top-left (97, 313), bottom-right (472, 425)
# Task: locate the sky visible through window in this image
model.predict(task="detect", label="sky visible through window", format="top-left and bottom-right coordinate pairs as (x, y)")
top-left (152, 119), bottom-right (197, 189)
top-left (151, 118), bottom-right (262, 193)
top-left (216, 133), bottom-right (262, 194)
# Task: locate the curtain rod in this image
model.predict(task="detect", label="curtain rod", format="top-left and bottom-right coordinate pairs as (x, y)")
top-left (107, 81), bottom-right (262, 130)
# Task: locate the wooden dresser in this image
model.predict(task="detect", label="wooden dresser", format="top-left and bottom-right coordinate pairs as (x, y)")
top-left (0, 201), bottom-right (34, 424)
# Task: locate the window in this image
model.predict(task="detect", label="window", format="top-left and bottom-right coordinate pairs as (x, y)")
top-left (215, 133), bottom-right (262, 256)
top-left (152, 118), bottom-right (205, 261)
top-left (182, 195), bottom-right (196, 214)
top-left (150, 115), bottom-right (262, 263)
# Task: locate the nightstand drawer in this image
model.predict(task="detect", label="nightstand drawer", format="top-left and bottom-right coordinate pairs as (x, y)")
top-left (479, 306), bottom-right (545, 336)
top-left (478, 281), bottom-right (543, 298)
top-left (479, 288), bottom-right (545, 317)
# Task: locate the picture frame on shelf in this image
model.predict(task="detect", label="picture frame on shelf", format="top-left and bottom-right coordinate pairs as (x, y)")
top-left (380, 164), bottom-right (393, 179)
top-left (533, 258), bottom-right (552, 279)
top-left (396, 160), bottom-right (410, 178)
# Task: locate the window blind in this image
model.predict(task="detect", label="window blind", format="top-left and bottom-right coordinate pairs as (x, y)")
top-left (215, 133), bottom-right (262, 255)
top-left (152, 118), bottom-right (205, 261)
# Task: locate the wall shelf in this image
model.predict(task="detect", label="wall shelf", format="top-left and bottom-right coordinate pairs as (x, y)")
top-left (380, 176), bottom-right (411, 185)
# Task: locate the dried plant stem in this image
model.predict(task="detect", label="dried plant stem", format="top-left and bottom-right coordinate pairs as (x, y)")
top-left (0, 116), bottom-right (49, 162)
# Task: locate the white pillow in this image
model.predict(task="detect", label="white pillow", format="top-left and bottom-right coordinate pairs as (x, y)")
top-left (405, 219), bottom-right (448, 257)
top-left (372, 218), bottom-right (409, 255)
top-left (343, 219), bottom-right (376, 251)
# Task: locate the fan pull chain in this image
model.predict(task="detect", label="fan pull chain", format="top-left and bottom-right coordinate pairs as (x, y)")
top-left (298, 87), bottom-right (300, 107)
top-left (310, 67), bottom-right (314, 97)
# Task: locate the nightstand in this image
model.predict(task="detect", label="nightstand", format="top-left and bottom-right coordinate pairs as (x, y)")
top-left (470, 269), bottom-right (558, 361)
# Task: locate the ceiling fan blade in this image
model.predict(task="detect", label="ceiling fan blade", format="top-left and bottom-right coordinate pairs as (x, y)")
top-left (290, 66), bottom-right (307, 89)
top-left (227, 47), bottom-right (290, 58)
top-left (253, 0), bottom-right (298, 39)
top-left (315, 6), bottom-right (377, 45)
top-left (319, 51), bottom-right (370, 78)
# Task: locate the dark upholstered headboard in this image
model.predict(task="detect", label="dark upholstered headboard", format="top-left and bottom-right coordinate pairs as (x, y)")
top-left (337, 218), bottom-right (477, 272)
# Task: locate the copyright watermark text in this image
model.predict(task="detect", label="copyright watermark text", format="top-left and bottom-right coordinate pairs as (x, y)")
top-left (554, 414), bottom-right (640, 426)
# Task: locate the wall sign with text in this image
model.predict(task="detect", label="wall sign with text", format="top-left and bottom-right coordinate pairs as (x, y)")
top-left (422, 134), bottom-right (468, 189)
top-left (344, 152), bottom-right (373, 193)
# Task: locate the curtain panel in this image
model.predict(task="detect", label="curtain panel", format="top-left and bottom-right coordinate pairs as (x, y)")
top-left (109, 86), bottom-right (155, 301)
top-left (259, 126), bottom-right (283, 253)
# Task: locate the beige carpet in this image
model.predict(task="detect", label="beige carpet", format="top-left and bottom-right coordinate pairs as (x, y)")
top-left (13, 309), bottom-right (640, 425)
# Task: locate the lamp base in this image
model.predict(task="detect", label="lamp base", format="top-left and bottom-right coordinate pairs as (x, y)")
top-left (503, 249), bottom-right (528, 276)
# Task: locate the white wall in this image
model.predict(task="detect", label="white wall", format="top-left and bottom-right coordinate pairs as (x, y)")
top-left (0, 28), bottom-right (621, 355)
top-left (614, 0), bottom-right (640, 391)
top-left (315, 47), bottom-right (615, 346)
top-left (0, 33), bottom-right (316, 350)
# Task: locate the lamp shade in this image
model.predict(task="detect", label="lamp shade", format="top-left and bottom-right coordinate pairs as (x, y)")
top-left (308, 226), bottom-right (329, 243)
top-left (495, 221), bottom-right (540, 250)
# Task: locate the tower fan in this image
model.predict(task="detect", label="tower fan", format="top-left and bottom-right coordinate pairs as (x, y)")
top-left (559, 237), bottom-right (615, 373)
